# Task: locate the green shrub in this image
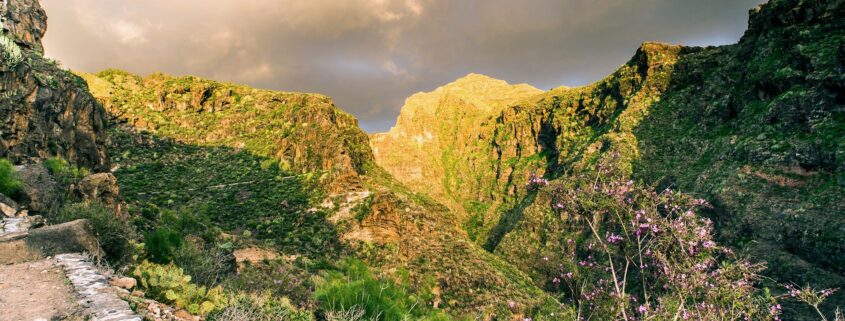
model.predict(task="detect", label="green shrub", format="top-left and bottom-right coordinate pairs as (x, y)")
top-left (55, 202), bottom-right (135, 263)
top-left (144, 208), bottom-right (220, 264)
top-left (171, 240), bottom-right (235, 287)
top-left (133, 260), bottom-right (228, 315)
top-left (0, 34), bottom-right (24, 68)
top-left (43, 157), bottom-right (89, 185)
top-left (314, 259), bottom-right (451, 321)
top-left (0, 159), bottom-right (23, 198)
top-left (208, 294), bottom-right (313, 321)
top-left (144, 227), bottom-right (183, 263)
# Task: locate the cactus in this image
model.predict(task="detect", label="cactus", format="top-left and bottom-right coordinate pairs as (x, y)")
top-left (133, 261), bottom-right (227, 315)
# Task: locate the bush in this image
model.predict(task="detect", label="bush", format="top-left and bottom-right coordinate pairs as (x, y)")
top-left (0, 34), bottom-right (24, 68)
top-left (535, 170), bottom-right (776, 321)
top-left (43, 157), bottom-right (89, 185)
top-left (172, 239), bottom-right (235, 287)
top-left (133, 260), bottom-right (228, 315)
top-left (222, 258), bottom-right (314, 307)
top-left (0, 159), bottom-right (22, 198)
top-left (144, 227), bottom-right (183, 263)
top-left (143, 209), bottom-right (219, 264)
top-left (55, 202), bottom-right (135, 264)
top-left (314, 259), bottom-right (451, 321)
top-left (208, 294), bottom-right (313, 321)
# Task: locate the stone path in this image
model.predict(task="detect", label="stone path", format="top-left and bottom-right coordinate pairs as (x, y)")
top-left (56, 254), bottom-right (142, 321)
top-left (0, 216), bottom-right (141, 320)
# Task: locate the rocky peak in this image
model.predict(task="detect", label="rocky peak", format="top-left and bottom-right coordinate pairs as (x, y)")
top-left (370, 74), bottom-right (542, 217)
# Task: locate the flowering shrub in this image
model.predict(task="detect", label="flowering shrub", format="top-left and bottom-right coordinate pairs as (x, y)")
top-left (527, 174), bottom-right (549, 190)
top-left (781, 285), bottom-right (842, 321)
top-left (531, 161), bottom-right (776, 320)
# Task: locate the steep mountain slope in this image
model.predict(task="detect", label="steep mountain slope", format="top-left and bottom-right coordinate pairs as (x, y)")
top-left (81, 70), bottom-right (568, 318)
top-left (374, 0), bottom-right (845, 318)
top-left (0, 0), bottom-right (108, 171)
top-left (371, 74), bottom-right (542, 220)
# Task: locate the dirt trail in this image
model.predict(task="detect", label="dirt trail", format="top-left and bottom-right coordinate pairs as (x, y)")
top-left (0, 258), bottom-right (84, 321)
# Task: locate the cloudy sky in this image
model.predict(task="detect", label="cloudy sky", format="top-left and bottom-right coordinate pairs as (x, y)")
top-left (42, 0), bottom-right (764, 132)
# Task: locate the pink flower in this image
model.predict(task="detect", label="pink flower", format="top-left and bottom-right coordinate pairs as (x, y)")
top-left (508, 300), bottom-right (516, 309)
top-left (638, 305), bottom-right (648, 314)
top-left (606, 232), bottom-right (624, 244)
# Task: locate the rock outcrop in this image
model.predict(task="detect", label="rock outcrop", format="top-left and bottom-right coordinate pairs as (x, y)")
top-left (0, 0), bottom-right (109, 172)
top-left (14, 163), bottom-right (58, 214)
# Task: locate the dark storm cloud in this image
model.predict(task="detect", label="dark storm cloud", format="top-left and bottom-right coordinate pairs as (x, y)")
top-left (41, 0), bottom-right (765, 132)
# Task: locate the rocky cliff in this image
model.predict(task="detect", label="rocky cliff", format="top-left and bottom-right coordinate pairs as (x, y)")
top-left (371, 74), bottom-right (541, 218)
top-left (0, 0), bottom-right (109, 171)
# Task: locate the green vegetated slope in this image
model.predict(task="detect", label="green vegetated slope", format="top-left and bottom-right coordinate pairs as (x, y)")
top-left (81, 70), bottom-right (568, 319)
top-left (371, 74), bottom-right (543, 218)
top-left (373, 0), bottom-right (844, 318)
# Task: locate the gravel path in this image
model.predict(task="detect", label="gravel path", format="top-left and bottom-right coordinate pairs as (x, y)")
top-left (0, 258), bottom-right (84, 321)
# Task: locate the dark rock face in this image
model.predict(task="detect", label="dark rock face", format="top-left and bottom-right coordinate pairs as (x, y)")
top-left (0, 0), bottom-right (46, 53)
top-left (0, 0), bottom-right (109, 172)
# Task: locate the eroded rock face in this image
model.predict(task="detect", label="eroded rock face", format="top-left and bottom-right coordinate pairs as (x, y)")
top-left (0, 0), bottom-right (47, 53)
top-left (0, 0), bottom-right (110, 172)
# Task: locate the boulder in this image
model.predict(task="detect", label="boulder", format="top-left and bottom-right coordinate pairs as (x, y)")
top-left (109, 276), bottom-right (137, 290)
top-left (0, 219), bottom-right (103, 264)
top-left (77, 173), bottom-right (120, 201)
top-left (0, 193), bottom-right (17, 217)
top-left (13, 164), bottom-right (59, 214)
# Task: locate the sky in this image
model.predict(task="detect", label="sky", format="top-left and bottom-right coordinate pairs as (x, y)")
top-left (41, 0), bottom-right (765, 133)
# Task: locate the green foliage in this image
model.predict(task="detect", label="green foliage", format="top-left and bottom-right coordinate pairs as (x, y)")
top-left (222, 258), bottom-right (314, 307)
top-left (0, 34), bottom-right (24, 68)
top-left (314, 259), bottom-right (451, 321)
top-left (133, 260), bottom-right (228, 315)
top-left (143, 208), bottom-right (219, 264)
top-left (208, 294), bottom-right (313, 321)
top-left (144, 227), bottom-right (183, 263)
top-left (171, 240), bottom-right (234, 287)
top-left (352, 195), bottom-right (374, 222)
top-left (0, 159), bottom-right (23, 198)
top-left (43, 157), bottom-right (89, 185)
top-left (54, 202), bottom-right (135, 264)
top-left (111, 128), bottom-right (343, 259)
